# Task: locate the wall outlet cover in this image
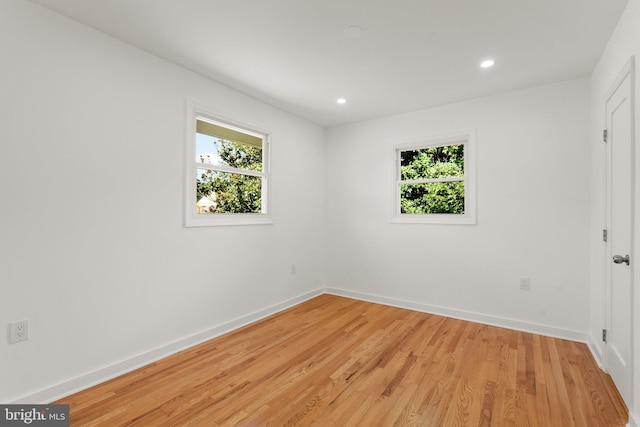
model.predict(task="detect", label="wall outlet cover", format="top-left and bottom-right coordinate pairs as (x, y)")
top-left (9, 320), bottom-right (29, 344)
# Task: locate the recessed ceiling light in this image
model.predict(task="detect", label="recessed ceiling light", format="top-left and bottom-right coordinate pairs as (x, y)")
top-left (337, 98), bottom-right (347, 104)
top-left (343, 26), bottom-right (362, 38)
top-left (480, 59), bottom-right (495, 68)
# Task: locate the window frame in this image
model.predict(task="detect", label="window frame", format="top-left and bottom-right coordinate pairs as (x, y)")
top-left (185, 101), bottom-right (273, 227)
top-left (392, 130), bottom-right (476, 225)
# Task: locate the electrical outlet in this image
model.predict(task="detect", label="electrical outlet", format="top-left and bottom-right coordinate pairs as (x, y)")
top-left (519, 277), bottom-right (531, 291)
top-left (291, 264), bottom-right (297, 275)
top-left (9, 320), bottom-right (28, 343)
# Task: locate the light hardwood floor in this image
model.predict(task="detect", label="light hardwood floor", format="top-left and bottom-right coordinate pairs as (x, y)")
top-left (55, 294), bottom-right (628, 426)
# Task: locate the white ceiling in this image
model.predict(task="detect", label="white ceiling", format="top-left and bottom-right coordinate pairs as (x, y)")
top-left (28, 0), bottom-right (629, 127)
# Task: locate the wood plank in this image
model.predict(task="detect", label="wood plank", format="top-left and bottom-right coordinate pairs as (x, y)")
top-left (54, 295), bottom-right (628, 426)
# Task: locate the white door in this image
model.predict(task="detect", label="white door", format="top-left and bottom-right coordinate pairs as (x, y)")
top-left (604, 58), bottom-right (634, 408)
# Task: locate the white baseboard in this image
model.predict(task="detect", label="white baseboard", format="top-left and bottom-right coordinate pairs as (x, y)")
top-left (11, 286), bottom-right (619, 410)
top-left (326, 287), bottom-right (634, 415)
top-left (325, 287), bottom-right (590, 343)
top-left (586, 332), bottom-right (605, 369)
top-left (10, 288), bottom-right (324, 404)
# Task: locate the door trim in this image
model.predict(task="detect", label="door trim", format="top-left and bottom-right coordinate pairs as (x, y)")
top-left (602, 55), bottom-right (636, 409)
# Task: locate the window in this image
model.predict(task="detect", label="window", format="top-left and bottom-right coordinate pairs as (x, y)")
top-left (185, 103), bottom-right (271, 227)
top-left (393, 131), bottom-right (476, 224)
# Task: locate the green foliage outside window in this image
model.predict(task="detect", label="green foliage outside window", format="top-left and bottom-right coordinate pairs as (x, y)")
top-left (197, 140), bottom-right (263, 214)
top-left (400, 144), bottom-right (465, 214)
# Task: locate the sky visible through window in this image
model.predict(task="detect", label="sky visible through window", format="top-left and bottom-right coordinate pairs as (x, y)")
top-left (195, 133), bottom-right (222, 165)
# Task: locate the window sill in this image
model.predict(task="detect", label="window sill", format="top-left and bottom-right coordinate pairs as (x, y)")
top-left (185, 214), bottom-right (274, 227)
top-left (392, 214), bottom-right (476, 225)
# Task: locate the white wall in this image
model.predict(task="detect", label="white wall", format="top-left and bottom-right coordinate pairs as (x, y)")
top-left (590, 0), bottom-right (640, 424)
top-left (325, 79), bottom-right (591, 336)
top-left (0, 0), bottom-right (326, 403)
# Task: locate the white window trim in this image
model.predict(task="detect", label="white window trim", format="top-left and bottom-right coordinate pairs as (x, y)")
top-left (185, 100), bottom-right (273, 227)
top-left (392, 130), bottom-right (476, 225)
